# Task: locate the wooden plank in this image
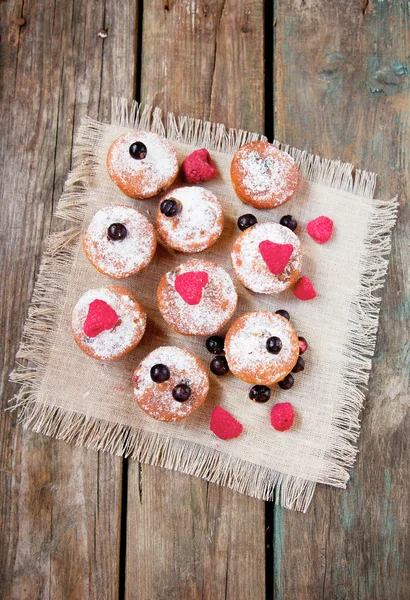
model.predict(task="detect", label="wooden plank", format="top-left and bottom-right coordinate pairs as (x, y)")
top-left (272, 1), bottom-right (410, 598)
top-left (126, 1), bottom-right (266, 599)
top-left (0, 1), bottom-right (138, 598)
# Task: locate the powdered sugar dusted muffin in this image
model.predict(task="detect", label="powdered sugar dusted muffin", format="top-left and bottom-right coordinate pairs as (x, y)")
top-left (107, 131), bottom-right (179, 199)
top-left (157, 259), bottom-right (238, 336)
top-left (231, 222), bottom-right (302, 294)
top-left (231, 141), bottom-right (300, 209)
top-left (83, 205), bottom-right (156, 279)
top-left (72, 286), bottom-right (146, 360)
top-left (156, 186), bottom-right (224, 253)
top-left (225, 311), bottom-right (299, 385)
top-left (134, 346), bottom-right (209, 422)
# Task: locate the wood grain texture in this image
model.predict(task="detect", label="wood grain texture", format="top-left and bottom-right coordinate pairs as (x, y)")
top-left (125, 2), bottom-right (266, 599)
top-left (273, 1), bottom-right (410, 598)
top-left (0, 1), bottom-right (138, 598)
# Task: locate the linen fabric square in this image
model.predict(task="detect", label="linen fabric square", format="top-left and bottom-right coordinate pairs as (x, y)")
top-left (10, 99), bottom-right (398, 512)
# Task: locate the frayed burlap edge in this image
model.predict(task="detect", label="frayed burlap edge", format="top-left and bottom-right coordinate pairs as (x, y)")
top-left (9, 98), bottom-right (399, 512)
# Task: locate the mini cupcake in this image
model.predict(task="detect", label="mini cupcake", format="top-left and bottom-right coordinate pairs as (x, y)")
top-left (157, 258), bottom-right (238, 336)
top-left (107, 131), bottom-right (178, 199)
top-left (225, 311), bottom-right (299, 385)
top-left (156, 186), bottom-right (224, 253)
top-left (134, 346), bottom-right (209, 422)
top-left (72, 286), bottom-right (146, 360)
top-left (231, 222), bottom-right (302, 293)
top-left (83, 205), bottom-right (156, 279)
top-left (231, 141), bottom-right (300, 209)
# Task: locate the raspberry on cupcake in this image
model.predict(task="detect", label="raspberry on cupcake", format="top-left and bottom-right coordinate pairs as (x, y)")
top-left (157, 258), bottom-right (238, 336)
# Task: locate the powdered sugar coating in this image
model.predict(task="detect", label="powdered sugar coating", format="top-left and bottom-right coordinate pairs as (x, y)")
top-left (156, 186), bottom-right (224, 253)
top-left (157, 259), bottom-right (238, 336)
top-left (72, 286), bottom-right (146, 360)
top-left (231, 141), bottom-right (300, 208)
top-left (225, 311), bottom-right (299, 385)
top-left (231, 222), bottom-right (302, 294)
top-left (134, 346), bottom-right (209, 422)
top-left (107, 131), bottom-right (178, 199)
top-left (83, 205), bottom-right (156, 279)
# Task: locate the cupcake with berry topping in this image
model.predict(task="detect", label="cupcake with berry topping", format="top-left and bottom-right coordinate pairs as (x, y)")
top-left (231, 221), bottom-right (302, 294)
top-left (83, 205), bottom-right (156, 279)
top-left (156, 186), bottom-right (224, 253)
top-left (134, 346), bottom-right (209, 422)
top-left (72, 286), bottom-right (146, 360)
top-left (107, 131), bottom-right (179, 199)
top-left (231, 141), bottom-right (300, 209)
top-left (224, 311), bottom-right (299, 385)
top-left (157, 258), bottom-right (238, 336)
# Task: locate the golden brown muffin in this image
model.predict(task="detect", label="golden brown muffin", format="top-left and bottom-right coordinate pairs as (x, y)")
top-left (83, 205), bottom-right (156, 279)
top-left (156, 186), bottom-right (224, 253)
top-left (231, 141), bottom-right (300, 209)
top-left (225, 311), bottom-right (299, 385)
top-left (157, 258), bottom-right (238, 336)
top-left (107, 131), bottom-right (178, 199)
top-left (231, 222), bottom-right (302, 294)
top-left (72, 285), bottom-right (146, 360)
top-left (133, 346), bottom-right (209, 422)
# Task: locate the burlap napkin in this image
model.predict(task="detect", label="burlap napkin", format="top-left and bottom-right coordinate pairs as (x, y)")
top-left (10, 98), bottom-right (398, 512)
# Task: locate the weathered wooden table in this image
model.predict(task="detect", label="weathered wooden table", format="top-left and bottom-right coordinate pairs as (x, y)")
top-left (1, 1), bottom-right (409, 598)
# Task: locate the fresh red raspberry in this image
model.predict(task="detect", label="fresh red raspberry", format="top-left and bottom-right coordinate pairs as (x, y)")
top-left (293, 276), bottom-right (317, 301)
top-left (174, 271), bottom-right (209, 305)
top-left (270, 402), bottom-right (295, 432)
top-left (181, 148), bottom-right (218, 183)
top-left (83, 299), bottom-right (119, 338)
top-left (258, 240), bottom-right (294, 275)
top-left (306, 216), bottom-right (334, 244)
top-left (210, 406), bottom-right (243, 440)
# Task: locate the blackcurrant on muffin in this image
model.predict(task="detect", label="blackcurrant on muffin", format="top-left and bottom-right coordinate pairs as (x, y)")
top-left (156, 186), bottom-right (224, 253)
top-left (133, 346), bottom-right (209, 422)
top-left (107, 131), bottom-right (178, 199)
top-left (83, 205), bottom-right (156, 279)
top-left (225, 311), bottom-right (299, 385)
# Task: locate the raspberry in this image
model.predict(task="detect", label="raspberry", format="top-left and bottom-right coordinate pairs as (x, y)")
top-left (293, 276), bottom-right (317, 301)
top-left (83, 299), bottom-right (119, 338)
top-left (258, 240), bottom-right (294, 275)
top-left (270, 402), bottom-right (295, 432)
top-left (181, 148), bottom-right (218, 183)
top-left (174, 271), bottom-right (209, 305)
top-left (306, 216), bottom-right (334, 244)
top-left (210, 406), bottom-right (243, 440)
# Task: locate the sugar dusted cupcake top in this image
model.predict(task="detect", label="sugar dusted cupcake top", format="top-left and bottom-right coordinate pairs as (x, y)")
top-left (107, 131), bottom-right (179, 199)
top-left (156, 186), bottom-right (224, 253)
top-left (83, 205), bottom-right (156, 279)
top-left (225, 311), bottom-right (299, 385)
top-left (231, 141), bottom-right (300, 209)
top-left (231, 222), bottom-right (302, 294)
top-left (134, 346), bottom-right (209, 422)
top-left (157, 258), bottom-right (238, 336)
top-left (72, 286), bottom-right (146, 360)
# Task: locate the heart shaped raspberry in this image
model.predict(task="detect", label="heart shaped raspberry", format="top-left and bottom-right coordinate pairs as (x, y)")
top-left (210, 406), bottom-right (243, 440)
top-left (259, 240), bottom-right (294, 275)
top-left (83, 299), bottom-right (119, 337)
top-left (293, 276), bottom-right (317, 300)
top-left (181, 148), bottom-right (218, 183)
top-left (174, 271), bottom-right (209, 305)
top-left (306, 216), bottom-right (334, 244)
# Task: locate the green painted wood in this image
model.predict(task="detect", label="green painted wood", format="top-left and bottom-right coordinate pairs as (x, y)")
top-left (272, 1), bottom-right (410, 598)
